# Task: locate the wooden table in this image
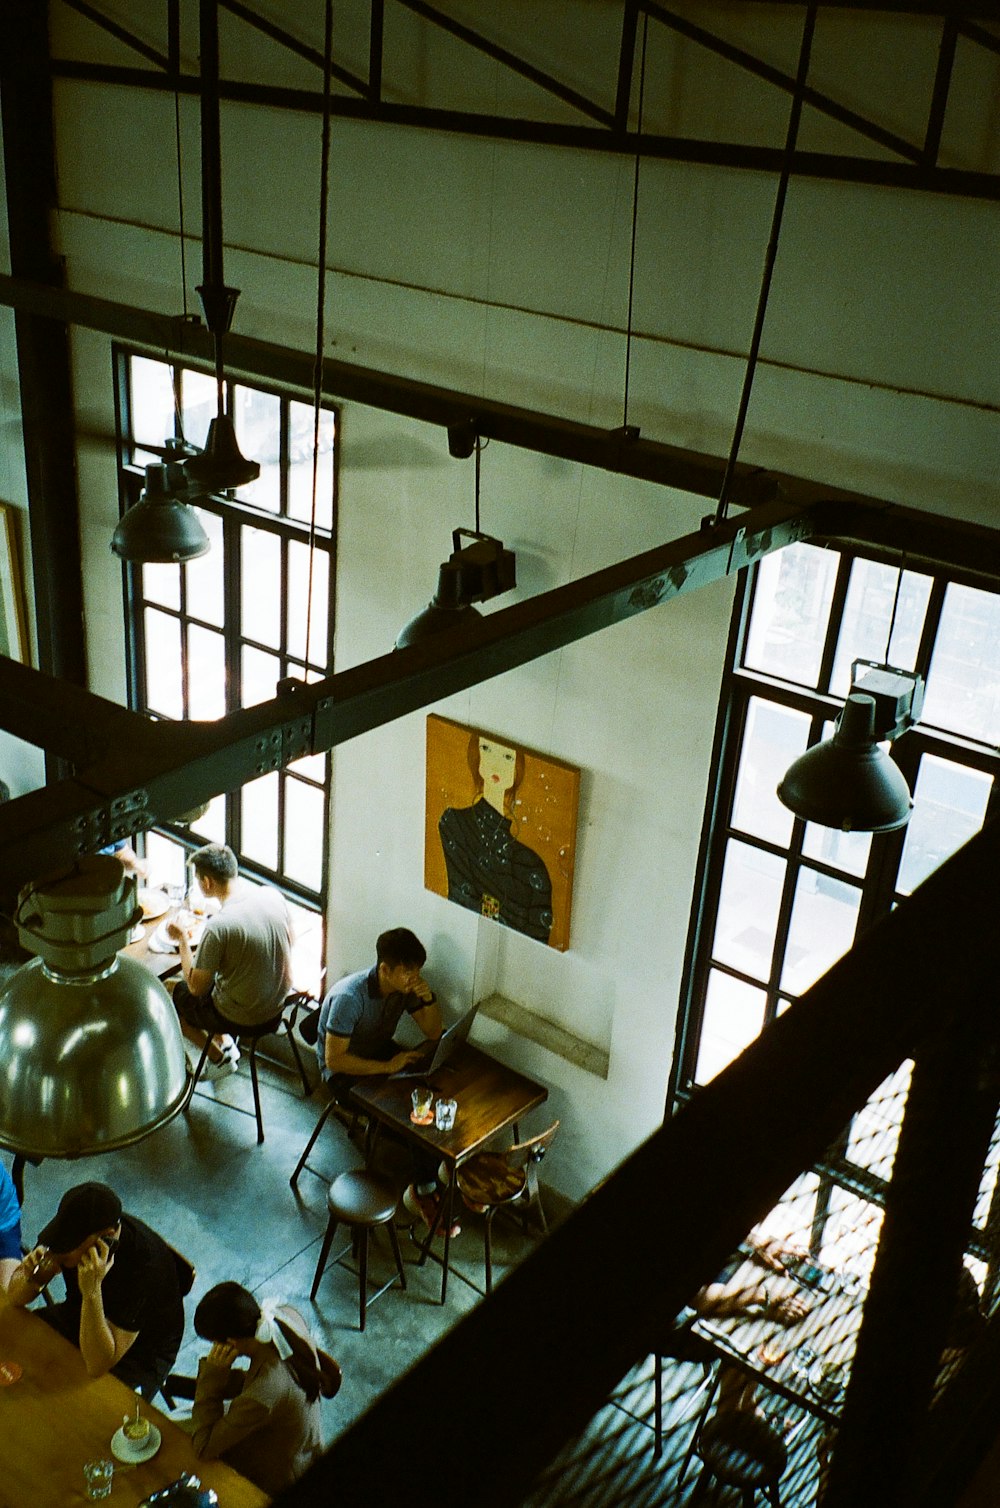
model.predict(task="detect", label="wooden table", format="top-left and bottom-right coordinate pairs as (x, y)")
top-left (123, 917), bottom-right (184, 982)
top-left (350, 1041), bottom-right (549, 1302)
top-left (0, 1303), bottom-right (270, 1506)
top-left (689, 1255), bottom-right (865, 1427)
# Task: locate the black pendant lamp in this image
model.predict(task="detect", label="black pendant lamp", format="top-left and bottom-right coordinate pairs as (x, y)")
top-left (185, 0), bottom-right (259, 495)
top-left (777, 692), bottom-right (913, 833)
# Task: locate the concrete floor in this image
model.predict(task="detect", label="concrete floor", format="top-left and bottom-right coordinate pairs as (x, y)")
top-left (9, 1040), bottom-right (561, 1451)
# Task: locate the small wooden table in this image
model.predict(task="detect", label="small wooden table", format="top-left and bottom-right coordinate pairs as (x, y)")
top-left (123, 917), bottom-right (184, 982)
top-left (0, 1303), bottom-right (270, 1507)
top-left (350, 1041), bottom-right (549, 1302)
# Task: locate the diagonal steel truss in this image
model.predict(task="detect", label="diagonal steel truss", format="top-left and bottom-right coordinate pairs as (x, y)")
top-left (51, 0), bottom-right (1000, 200)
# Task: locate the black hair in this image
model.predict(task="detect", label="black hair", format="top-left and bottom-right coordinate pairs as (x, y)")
top-left (194, 1283), bottom-right (338, 1404)
top-left (191, 843), bottom-right (239, 883)
top-left (376, 927), bottom-right (426, 969)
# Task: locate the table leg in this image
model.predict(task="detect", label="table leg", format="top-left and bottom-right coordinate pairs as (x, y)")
top-left (438, 1176), bottom-right (458, 1304)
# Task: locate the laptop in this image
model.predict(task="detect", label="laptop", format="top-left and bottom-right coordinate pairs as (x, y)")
top-left (388, 1003), bottom-right (479, 1080)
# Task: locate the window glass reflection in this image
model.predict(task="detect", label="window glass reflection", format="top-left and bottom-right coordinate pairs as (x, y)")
top-left (896, 756), bottom-right (992, 896)
top-left (694, 970), bottom-right (767, 1085)
top-left (731, 698), bottom-right (809, 847)
top-left (711, 840), bottom-right (785, 983)
top-left (744, 543), bottom-right (838, 688)
top-left (780, 868), bottom-right (860, 996)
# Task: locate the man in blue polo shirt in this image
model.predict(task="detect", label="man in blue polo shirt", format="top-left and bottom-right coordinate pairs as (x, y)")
top-left (315, 927), bottom-right (455, 1234)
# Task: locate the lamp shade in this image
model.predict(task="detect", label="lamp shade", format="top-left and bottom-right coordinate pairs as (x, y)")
top-left (395, 600), bottom-right (484, 648)
top-left (111, 461), bottom-right (210, 563)
top-left (0, 858), bottom-right (189, 1158)
top-left (776, 693), bottom-right (913, 833)
top-left (185, 415), bottom-right (260, 491)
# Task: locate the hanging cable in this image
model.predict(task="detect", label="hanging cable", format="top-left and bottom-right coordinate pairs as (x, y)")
top-left (474, 435), bottom-right (482, 534)
top-left (883, 556), bottom-right (906, 666)
top-left (304, 0), bottom-right (334, 675)
top-left (622, 12), bottom-right (649, 433)
top-left (174, 87), bottom-right (188, 321)
top-left (714, 4), bottom-right (817, 525)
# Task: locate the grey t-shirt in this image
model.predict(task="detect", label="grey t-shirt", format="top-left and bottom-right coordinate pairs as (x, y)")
top-left (195, 883), bottom-right (293, 1024)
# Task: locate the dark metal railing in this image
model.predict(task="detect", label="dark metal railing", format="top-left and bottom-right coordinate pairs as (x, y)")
top-left (273, 816), bottom-right (1000, 1507)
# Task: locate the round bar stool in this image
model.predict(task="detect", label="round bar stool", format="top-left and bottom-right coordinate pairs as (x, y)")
top-left (309, 1170), bottom-right (407, 1330)
top-left (690, 1410), bottom-right (787, 1506)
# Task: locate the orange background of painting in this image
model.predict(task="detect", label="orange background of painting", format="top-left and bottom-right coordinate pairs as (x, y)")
top-left (424, 714), bottom-right (581, 952)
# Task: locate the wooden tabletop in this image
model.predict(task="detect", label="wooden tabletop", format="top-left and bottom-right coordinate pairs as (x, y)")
top-left (0, 1303), bottom-right (270, 1507)
top-left (350, 1041), bottom-right (549, 1168)
top-left (122, 916), bottom-right (184, 982)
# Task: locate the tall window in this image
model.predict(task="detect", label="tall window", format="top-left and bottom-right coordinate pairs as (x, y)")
top-left (115, 350), bottom-right (337, 991)
top-left (677, 542), bottom-right (1000, 1281)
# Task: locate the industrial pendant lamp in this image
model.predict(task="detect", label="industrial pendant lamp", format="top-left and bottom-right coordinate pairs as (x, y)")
top-left (111, 442), bottom-right (210, 563)
top-left (395, 435), bottom-right (516, 648)
top-left (0, 857), bottom-right (189, 1159)
top-left (777, 692), bottom-right (913, 833)
top-left (185, 0), bottom-right (259, 495)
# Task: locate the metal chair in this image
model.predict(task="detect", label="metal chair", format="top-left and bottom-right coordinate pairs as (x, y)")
top-left (455, 1120), bottom-right (560, 1293)
top-left (309, 1169), bottom-right (407, 1331)
top-left (687, 1408), bottom-right (787, 1505)
top-left (187, 989), bottom-right (314, 1144)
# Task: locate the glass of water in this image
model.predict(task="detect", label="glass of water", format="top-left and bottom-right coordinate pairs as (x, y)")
top-left (83, 1458), bottom-right (113, 1500)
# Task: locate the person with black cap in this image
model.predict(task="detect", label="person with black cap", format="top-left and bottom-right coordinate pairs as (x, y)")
top-left (6, 1181), bottom-right (185, 1396)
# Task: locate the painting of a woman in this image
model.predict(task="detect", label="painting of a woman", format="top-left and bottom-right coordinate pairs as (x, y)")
top-left (426, 716), bottom-right (580, 950)
top-left (438, 732), bottom-right (554, 944)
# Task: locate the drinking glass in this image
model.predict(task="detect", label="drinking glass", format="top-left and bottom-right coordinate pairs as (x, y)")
top-left (83, 1459), bottom-right (114, 1500)
top-left (435, 1097), bottom-right (457, 1131)
top-left (411, 1086), bottom-right (433, 1121)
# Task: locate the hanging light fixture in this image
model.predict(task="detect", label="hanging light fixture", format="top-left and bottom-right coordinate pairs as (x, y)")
top-left (396, 431), bottom-right (516, 648)
top-left (184, 0), bottom-right (259, 494)
top-left (777, 663), bottom-right (924, 832)
top-left (0, 856), bottom-right (189, 1159)
top-left (111, 440), bottom-right (210, 563)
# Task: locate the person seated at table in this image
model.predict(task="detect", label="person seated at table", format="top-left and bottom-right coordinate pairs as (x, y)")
top-left (169, 842), bottom-right (294, 1081)
top-left (177, 1283), bottom-right (340, 1495)
top-left (5, 1181), bottom-right (184, 1397)
top-left (315, 927), bottom-right (456, 1234)
top-left (0, 1160), bottom-right (23, 1291)
top-left (667, 1230), bottom-right (812, 1414)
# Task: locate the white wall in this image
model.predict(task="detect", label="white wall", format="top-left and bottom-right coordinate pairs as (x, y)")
top-left (10, 3), bottom-right (997, 1196)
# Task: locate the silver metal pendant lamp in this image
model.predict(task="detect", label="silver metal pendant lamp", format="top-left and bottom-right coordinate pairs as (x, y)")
top-left (0, 857), bottom-right (189, 1159)
top-left (111, 441), bottom-right (210, 563)
top-left (777, 690), bottom-right (913, 833)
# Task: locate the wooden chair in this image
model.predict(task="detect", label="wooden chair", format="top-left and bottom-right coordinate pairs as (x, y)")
top-left (187, 989), bottom-right (314, 1144)
top-left (455, 1120), bottom-right (560, 1293)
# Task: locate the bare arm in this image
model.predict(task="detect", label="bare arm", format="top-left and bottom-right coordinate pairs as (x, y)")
top-left (323, 1034), bottom-right (423, 1077)
top-left (76, 1240), bottom-right (138, 1377)
top-left (4, 1246), bottom-right (60, 1308)
top-left (409, 975), bottom-right (443, 1040)
top-left (168, 923), bottom-right (213, 997)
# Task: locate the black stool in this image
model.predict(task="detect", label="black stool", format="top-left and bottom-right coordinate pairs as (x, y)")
top-left (187, 994), bottom-right (313, 1144)
top-left (309, 1169), bottom-right (407, 1330)
top-left (689, 1409), bottom-right (787, 1506)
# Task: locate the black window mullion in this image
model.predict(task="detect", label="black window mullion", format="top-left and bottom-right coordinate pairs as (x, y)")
top-left (815, 550), bottom-right (855, 695)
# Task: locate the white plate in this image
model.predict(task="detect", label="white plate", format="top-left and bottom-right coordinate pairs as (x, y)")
top-left (111, 1422), bottom-right (161, 1463)
top-left (137, 888), bottom-right (170, 921)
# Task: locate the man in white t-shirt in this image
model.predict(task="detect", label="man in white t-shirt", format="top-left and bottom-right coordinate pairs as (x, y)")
top-left (169, 844), bottom-right (293, 1079)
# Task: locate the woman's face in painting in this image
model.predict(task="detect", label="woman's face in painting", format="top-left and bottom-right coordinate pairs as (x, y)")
top-left (478, 738), bottom-right (517, 807)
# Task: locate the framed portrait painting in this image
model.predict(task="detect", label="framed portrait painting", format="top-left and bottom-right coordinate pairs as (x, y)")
top-left (424, 714), bottom-right (581, 951)
top-left (0, 504), bottom-right (28, 663)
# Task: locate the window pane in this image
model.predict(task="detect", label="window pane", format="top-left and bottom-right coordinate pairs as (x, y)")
top-left (143, 609), bottom-right (183, 719)
top-left (753, 1171), bottom-right (819, 1250)
top-left (130, 356), bottom-right (174, 449)
top-left (830, 562), bottom-right (932, 697)
top-left (820, 1188), bottom-right (884, 1289)
top-left (731, 698), bottom-right (810, 847)
top-left (780, 868), bottom-right (860, 996)
top-left (711, 840), bottom-right (785, 983)
top-left (180, 369), bottom-right (217, 451)
top-left (694, 970), bottom-right (767, 1085)
top-left (896, 755), bottom-right (992, 896)
top-left (241, 772), bottom-right (279, 871)
top-left (241, 645), bottom-right (282, 709)
top-left (141, 559), bottom-right (181, 612)
top-left (241, 527), bottom-right (282, 649)
top-left (190, 795), bottom-right (226, 845)
top-left (845, 1059), bottom-right (913, 1179)
top-left (143, 832), bottom-right (188, 892)
top-left (744, 543), bottom-right (839, 688)
top-left (288, 402), bottom-right (334, 529)
top-left (923, 583), bottom-right (1000, 745)
top-left (283, 777), bottom-right (325, 891)
top-left (802, 821), bottom-right (872, 879)
top-left (286, 895), bottom-right (325, 996)
top-left (187, 624), bottom-right (226, 720)
top-left (287, 541), bottom-right (329, 668)
top-left (287, 750), bottom-right (326, 783)
top-left (184, 511), bottom-right (225, 627)
top-left (234, 385), bottom-right (281, 514)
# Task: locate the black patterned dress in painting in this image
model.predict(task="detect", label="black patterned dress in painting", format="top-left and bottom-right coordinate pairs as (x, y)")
top-left (438, 798), bottom-right (553, 944)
